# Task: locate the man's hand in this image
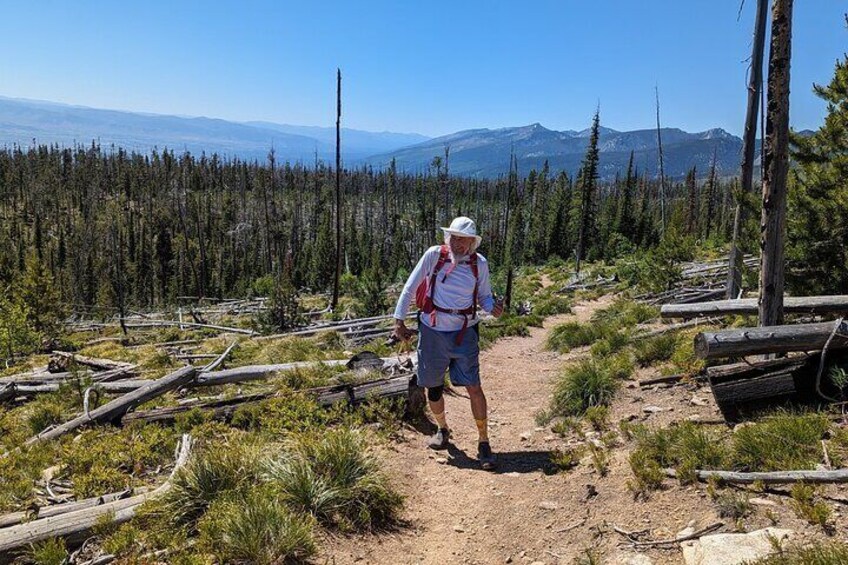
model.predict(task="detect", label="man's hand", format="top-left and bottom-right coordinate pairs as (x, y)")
top-left (491, 297), bottom-right (505, 318)
top-left (393, 319), bottom-right (415, 342)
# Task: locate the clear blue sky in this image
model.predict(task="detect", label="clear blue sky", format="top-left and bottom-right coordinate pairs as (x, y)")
top-left (0, 1), bottom-right (844, 137)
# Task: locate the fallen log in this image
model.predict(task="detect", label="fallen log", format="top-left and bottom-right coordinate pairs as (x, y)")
top-left (0, 383), bottom-right (15, 404)
top-left (663, 295), bottom-right (848, 319)
top-left (24, 366), bottom-right (197, 446)
top-left (633, 318), bottom-right (721, 340)
top-left (124, 374), bottom-right (415, 425)
top-left (665, 467), bottom-right (848, 485)
top-left (706, 354), bottom-right (825, 420)
top-left (48, 352), bottom-right (134, 373)
top-left (705, 354), bottom-right (811, 379)
top-left (694, 320), bottom-right (848, 359)
top-left (14, 356), bottom-right (416, 396)
top-left (0, 487), bottom-right (150, 528)
top-left (0, 436), bottom-right (192, 563)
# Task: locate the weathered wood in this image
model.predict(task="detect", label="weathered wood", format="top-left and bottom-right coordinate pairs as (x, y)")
top-left (758, 0), bottom-right (793, 326)
top-left (634, 318), bottom-right (721, 339)
top-left (0, 487), bottom-right (150, 528)
top-left (705, 354), bottom-right (810, 380)
top-left (0, 383), bottom-right (15, 405)
top-left (48, 352), bottom-right (134, 373)
top-left (0, 436), bottom-right (192, 562)
top-left (124, 374), bottom-right (416, 425)
top-left (726, 0), bottom-right (769, 299)
top-left (24, 366), bottom-right (197, 446)
top-left (663, 296), bottom-right (848, 319)
top-left (707, 354), bottom-right (823, 420)
top-left (122, 393), bottom-right (272, 425)
top-left (666, 467), bottom-right (848, 485)
top-left (694, 321), bottom-right (848, 359)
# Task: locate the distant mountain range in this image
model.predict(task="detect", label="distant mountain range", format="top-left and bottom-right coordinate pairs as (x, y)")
top-left (0, 96), bottom-right (813, 180)
top-left (367, 123), bottom-right (756, 180)
top-left (0, 96), bottom-right (428, 162)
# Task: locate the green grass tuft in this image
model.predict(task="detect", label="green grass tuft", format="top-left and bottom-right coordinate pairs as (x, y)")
top-left (549, 357), bottom-right (631, 418)
top-left (265, 428), bottom-right (403, 531)
top-left (731, 412), bottom-right (829, 472)
top-left (198, 486), bottom-right (316, 565)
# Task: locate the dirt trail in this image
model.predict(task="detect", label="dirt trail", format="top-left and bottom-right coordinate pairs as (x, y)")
top-left (321, 296), bottom-right (826, 564)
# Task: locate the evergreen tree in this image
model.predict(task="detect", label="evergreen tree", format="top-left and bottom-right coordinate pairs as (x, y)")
top-left (787, 48), bottom-right (848, 293)
top-left (569, 111), bottom-right (601, 271)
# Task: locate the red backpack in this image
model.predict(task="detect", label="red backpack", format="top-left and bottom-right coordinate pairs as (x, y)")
top-left (415, 245), bottom-right (479, 344)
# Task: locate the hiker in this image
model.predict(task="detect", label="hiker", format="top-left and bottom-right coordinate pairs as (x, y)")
top-left (392, 216), bottom-right (504, 470)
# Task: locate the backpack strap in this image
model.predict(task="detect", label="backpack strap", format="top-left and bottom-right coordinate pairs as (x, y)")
top-left (470, 253), bottom-right (479, 320)
top-left (427, 245), bottom-right (450, 326)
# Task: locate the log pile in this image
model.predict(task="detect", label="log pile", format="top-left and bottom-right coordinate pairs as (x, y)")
top-left (683, 295), bottom-right (848, 419)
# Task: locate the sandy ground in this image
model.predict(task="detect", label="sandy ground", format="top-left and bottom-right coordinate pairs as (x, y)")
top-left (320, 296), bottom-right (847, 565)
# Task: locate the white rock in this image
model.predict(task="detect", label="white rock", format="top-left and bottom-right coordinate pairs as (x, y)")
top-left (690, 395), bottom-right (709, 406)
top-left (681, 528), bottom-right (792, 565)
top-left (520, 431), bottom-right (533, 441)
top-left (538, 500), bottom-right (559, 510)
top-left (676, 526), bottom-right (696, 538)
top-left (611, 554), bottom-right (654, 565)
top-left (749, 497), bottom-right (778, 507)
top-left (453, 525), bottom-right (465, 533)
top-left (643, 405), bottom-right (666, 413)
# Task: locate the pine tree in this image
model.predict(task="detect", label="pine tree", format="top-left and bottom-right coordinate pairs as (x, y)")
top-left (787, 44), bottom-right (848, 293)
top-left (569, 111), bottom-right (601, 271)
top-left (614, 151), bottom-right (637, 241)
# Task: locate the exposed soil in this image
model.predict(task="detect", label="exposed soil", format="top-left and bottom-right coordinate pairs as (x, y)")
top-left (321, 296), bottom-right (845, 565)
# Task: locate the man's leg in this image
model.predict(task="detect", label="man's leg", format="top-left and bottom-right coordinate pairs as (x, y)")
top-left (466, 385), bottom-right (488, 442)
top-left (427, 385), bottom-right (448, 430)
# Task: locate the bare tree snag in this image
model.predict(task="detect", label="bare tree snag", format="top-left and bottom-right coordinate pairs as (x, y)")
top-left (727, 0), bottom-right (769, 299)
top-left (758, 0), bottom-right (793, 326)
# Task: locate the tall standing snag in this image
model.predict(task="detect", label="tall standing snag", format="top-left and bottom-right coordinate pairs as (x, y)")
top-left (758, 0), bottom-right (793, 327)
top-left (727, 0), bottom-right (769, 299)
top-left (655, 87), bottom-right (667, 236)
top-left (332, 69), bottom-right (343, 311)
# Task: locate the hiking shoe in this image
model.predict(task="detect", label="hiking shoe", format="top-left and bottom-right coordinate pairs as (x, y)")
top-left (429, 428), bottom-right (450, 450)
top-left (477, 441), bottom-right (497, 470)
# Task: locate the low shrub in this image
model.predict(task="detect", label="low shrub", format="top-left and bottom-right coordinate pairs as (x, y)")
top-left (745, 540), bottom-right (848, 564)
top-left (731, 412), bottom-right (829, 472)
top-left (633, 334), bottom-right (678, 367)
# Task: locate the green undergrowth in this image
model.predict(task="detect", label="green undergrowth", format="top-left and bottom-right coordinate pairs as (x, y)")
top-left (625, 411), bottom-right (845, 494)
top-left (107, 427), bottom-right (402, 563)
top-left (545, 299), bottom-right (658, 354)
top-left (543, 353), bottom-right (634, 421)
top-left (478, 313), bottom-right (544, 350)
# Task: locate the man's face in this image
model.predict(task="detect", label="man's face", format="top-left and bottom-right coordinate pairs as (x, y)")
top-left (449, 235), bottom-right (475, 256)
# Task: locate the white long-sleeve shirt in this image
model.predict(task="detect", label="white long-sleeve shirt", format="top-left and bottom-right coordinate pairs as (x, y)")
top-left (393, 245), bottom-right (496, 331)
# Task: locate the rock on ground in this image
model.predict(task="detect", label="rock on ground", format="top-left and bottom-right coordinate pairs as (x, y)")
top-left (681, 528), bottom-right (792, 565)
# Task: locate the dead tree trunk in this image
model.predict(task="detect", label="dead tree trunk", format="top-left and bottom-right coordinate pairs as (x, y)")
top-left (694, 320), bottom-right (847, 359)
top-left (726, 0), bottom-right (769, 299)
top-left (331, 68), bottom-right (343, 311)
top-left (758, 0), bottom-right (793, 327)
top-left (655, 86), bottom-right (667, 236)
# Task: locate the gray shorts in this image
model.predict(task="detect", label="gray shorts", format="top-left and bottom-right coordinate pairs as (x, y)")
top-left (417, 321), bottom-right (481, 388)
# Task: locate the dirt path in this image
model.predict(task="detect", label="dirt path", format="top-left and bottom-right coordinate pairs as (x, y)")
top-left (321, 297), bottom-right (827, 565)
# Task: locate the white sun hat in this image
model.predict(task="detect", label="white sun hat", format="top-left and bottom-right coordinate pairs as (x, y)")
top-left (441, 216), bottom-right (482, 246)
